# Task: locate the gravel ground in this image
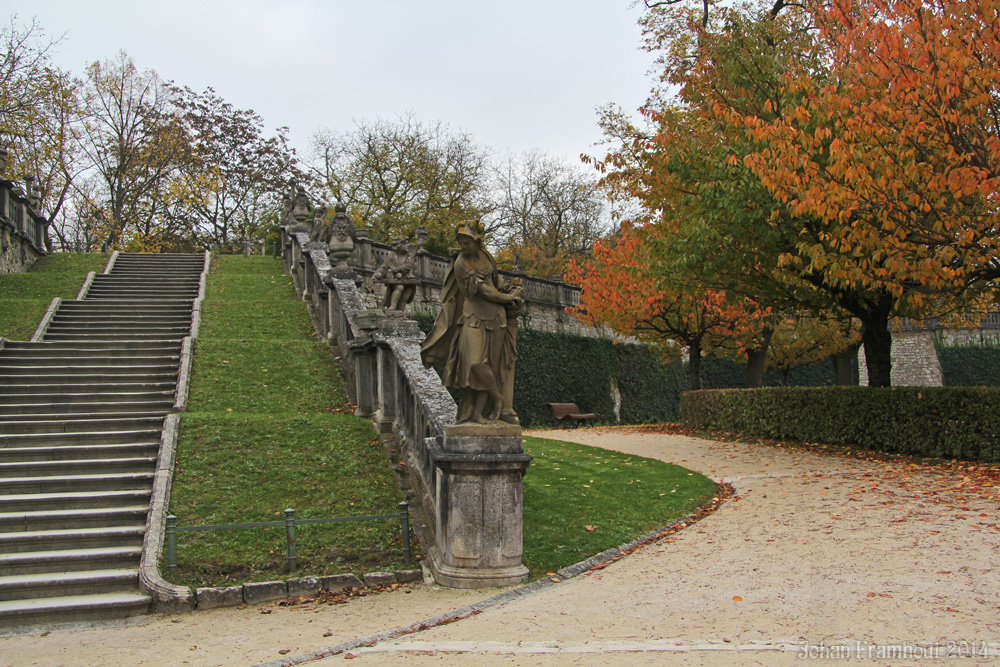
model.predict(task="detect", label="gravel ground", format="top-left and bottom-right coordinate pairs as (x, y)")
top-left (3, 427), bottom-right (998, 666)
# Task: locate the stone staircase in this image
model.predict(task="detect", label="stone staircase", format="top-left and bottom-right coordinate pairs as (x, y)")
top-left (0, 252), bottom-right (206, 632)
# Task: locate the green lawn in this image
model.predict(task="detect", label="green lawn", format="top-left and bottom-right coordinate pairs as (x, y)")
top-left (0, 253), bottom-right (109, 340)
top-left (522, 435), bottom-right (716, 577)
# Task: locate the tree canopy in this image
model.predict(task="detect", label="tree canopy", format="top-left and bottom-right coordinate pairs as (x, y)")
top-left (577, 0), bottom-right (999, 386)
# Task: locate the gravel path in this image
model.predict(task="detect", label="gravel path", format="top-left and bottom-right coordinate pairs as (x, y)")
top-left (3, 427), bottom-right (998, 666)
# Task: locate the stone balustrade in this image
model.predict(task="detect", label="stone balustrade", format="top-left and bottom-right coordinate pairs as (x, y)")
top-left (280, 223), bottom-right (531, 589)
top-left (0, 174), bottom-right (48, 273)
top-left (349, 235), bottom-right (586, 334)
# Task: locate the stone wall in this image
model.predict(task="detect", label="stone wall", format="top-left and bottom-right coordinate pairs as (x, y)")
top-left (858, 330), bottom-right (944, 387)
top-left (0, 177), bottom-right (47, 273)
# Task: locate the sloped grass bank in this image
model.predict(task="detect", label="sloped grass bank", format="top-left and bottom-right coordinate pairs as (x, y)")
top-left (522, 435), bottom-right (717, 577)
top-left (170, 255), bottom-right (719, 589)
top-left (0, 252), bottom-right (108, 340)
top-left (168, 255), bottom-right (408, 589)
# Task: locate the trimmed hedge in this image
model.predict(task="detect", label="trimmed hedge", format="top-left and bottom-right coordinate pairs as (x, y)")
top-left (413, 312), bottom-right (686, 427)
top-left (681, 386), bottom-right (1000, 462)
top-left (938, 345), bottom-right (1000, 387)
top-left (698, 355), bottom-right (849, 389)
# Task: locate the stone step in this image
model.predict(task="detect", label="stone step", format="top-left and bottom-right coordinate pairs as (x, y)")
top-left (0, 430), bottom-right (161, 448)
top-left (0, 472), bottom-right (154, 495)
top-left (0, 442), bottom-right (158, 462)
top-left (0, 546), bottom-right (142, 577)
top-left (83, 291), bottom-right (198, 298)
top-left (0, 390), bottom-right (175, 405)
top-left (0, 506), bottom-right (148, 533)
top-left (0, 402), bottom-right (173, 416)
top-left (0, 569), bottom-right (139, 601)
top-left (0, 363), bottom-right (179, 377)
top-left (0, 372), bottom-right (178, 385)
top-left (1, 340), bottom-right (183, 353)
top-left (92, 275), bottom-right (201, 282)
top-left (0, 355), bottom-right (179, 368)
top-left (47, 319), bottom-right (192, 330)
top-left (43, 325), bottom-right (192, 336)
top-left (78, 297), bottom-right (195, 304)
top-left (40, 332), bottom-right (189, 342)
top-left (0, 412), bottom-right (169, 423)
top-left (0, 490), bottom-right (150, 513)
top-left (0, 526), bottom-right (145, 554)
top-left (0, 347), bottom-right (181, 360)
top-left (56, 303), bottom-right (194, 314)
top-left (0, 457), bottom-right (156, 479)
top-left (0, 417), bottom-right (165, 435)
top-left (0, 592), bottom-right (150, 632)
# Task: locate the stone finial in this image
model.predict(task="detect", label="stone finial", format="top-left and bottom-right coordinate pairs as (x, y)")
top-left (326, 202), bottom-right (356, 274)
top-left (414, 226), bottom-right (428, 252)
top-left (291, 186), bottom-right (311, 223)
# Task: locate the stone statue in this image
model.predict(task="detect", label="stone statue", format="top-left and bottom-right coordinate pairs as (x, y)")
top-left (308, 205), bottom-right (328, 245)
top-left (421, 220), bottom-right (523, 424)
top-left (326, 202), bottom-right (356, 273)
top-left (373, 235), bottom-right (418, 313)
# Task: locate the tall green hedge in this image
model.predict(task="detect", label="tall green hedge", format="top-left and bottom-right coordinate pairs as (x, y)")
top-left (937, 344), bottom-right (1000, 387)
top-left (698, 355), bottom-right (848, 389)
top-left (682, 386), bottom-right (1000, 462)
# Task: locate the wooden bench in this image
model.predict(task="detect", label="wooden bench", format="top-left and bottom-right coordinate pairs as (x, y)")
top-left (546, 402), bottom-right (597, 425)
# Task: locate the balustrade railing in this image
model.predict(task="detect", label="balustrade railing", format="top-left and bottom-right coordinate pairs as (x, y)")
top-left (280, 222), bottom-right (530, 588)
top-left (0, 177), bottom-right (48, 270)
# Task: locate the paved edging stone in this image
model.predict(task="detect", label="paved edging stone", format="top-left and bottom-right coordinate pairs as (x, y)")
top-left (193, 570), bottom-right (424, 611)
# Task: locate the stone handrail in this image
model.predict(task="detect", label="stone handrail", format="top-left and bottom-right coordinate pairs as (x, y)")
top-left (281, 224), bottom-right (530, 589)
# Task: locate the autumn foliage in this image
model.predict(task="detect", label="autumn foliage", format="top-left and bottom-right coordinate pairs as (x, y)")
top-left (581, 0), bottom-right (1000, 387)
top-left (567, 226), bottom-right (769, 389)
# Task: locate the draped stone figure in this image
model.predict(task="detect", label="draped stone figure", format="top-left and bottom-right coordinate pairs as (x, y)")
top-left (420, 220), bottom-right (523, 424)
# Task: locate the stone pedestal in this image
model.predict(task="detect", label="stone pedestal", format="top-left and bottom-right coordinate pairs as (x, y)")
top-left (427, 422), bottom-right (531, 588)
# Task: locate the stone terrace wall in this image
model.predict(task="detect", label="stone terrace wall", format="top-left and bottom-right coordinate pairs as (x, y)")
top-left (0, 177), bottom-right (47, 273)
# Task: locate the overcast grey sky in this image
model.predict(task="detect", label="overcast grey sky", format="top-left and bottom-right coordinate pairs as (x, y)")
top-left (16, 1), bottom-right (657, 167)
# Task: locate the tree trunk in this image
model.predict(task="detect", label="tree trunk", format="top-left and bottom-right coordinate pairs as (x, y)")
top-left (860, 317), bottom-right (892, 387)
top-left (832, 342), bottom-right (861, 385)
top-left (745, 327), bottom-right (773, 388)
top-left (688, 342), bottom-right (703, 391)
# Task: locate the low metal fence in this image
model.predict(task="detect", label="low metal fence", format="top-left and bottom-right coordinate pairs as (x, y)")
top-left (165, 502), bottom-right (411, 572)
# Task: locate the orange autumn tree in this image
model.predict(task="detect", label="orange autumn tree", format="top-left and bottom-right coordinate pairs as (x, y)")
top-left (566, 225), bottom-right (769, 389)
top-left (589, 5), bottom-right (853, 386)
top-left (732, 0), bottom-right (1000, 384)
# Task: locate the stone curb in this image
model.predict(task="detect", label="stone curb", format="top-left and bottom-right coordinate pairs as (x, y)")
top-left (29, 297), bottom-right (61, 342)
top-left (192, 570), bottom-right (424, 611)
top-left (138, 414), bottom-right (195, 613)
top-left (75, 272), bottom-right (96, 300)
top-left (250, 514), bottom-right (699, 667)
top-left (173, 337), bottom-right (194, 412)
top-left (101, 250), bottom-right (118, 275)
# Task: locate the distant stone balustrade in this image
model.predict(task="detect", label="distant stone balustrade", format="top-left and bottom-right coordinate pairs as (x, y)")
top-left (0, 172), bottom-right (48, 273)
